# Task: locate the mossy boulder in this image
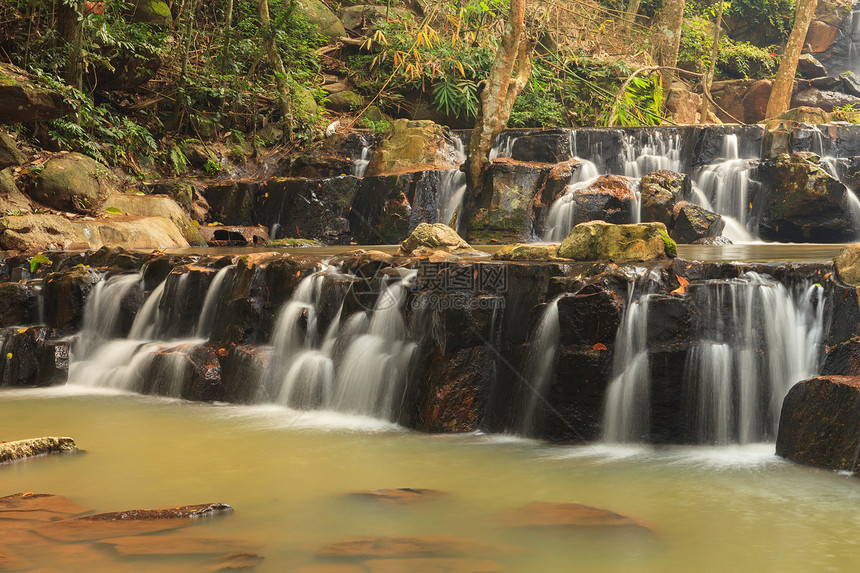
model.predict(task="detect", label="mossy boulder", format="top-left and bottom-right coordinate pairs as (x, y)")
top-left (0, 168), bottom-right (30, 213)
top-left (671, 202), bottom-right (725, 244)
top-left (774, 106), bottom-right (829, 125)
top-left (327, 90), bottom-right (364, 112)
top-left (639, 170), bottom-right (691, 227)
top-left (31, 153), bottom-right (118, 214)
top-left (0, 131), bottom-right (26, 170)
top-left (398, 223), bottom-right (471, 256)
top-left (835, 243), bottom-right (860, 286)
top-left (468, 161), bottom-right (548, 243)
top-left (492, 243), bottom-right (560, 261)
top-left (268, 237), bottom-right (324, 247)
top-left (558, 220), bottom-right (676, 262)
top-left (0, 63), bottom-right (71, 123)
top-left (296, 0), bottom-right (346, 40)
top-left (294, 85), bottom-right (319, 117)
top-left (130, 0), bottom-right (172, 26)
top-left (365, 119), bottom-right (461, 176)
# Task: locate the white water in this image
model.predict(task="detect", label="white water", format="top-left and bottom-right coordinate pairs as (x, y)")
top-left (436, 168), bottom-right (467, 227)
top-left (622, 131), bottom-right (682, 178)
top-left (489, 133), bottom-right (518, 159)
top-left (195, 264), bottom-right (236, 338)
top-left (519, 296), bottom-right (563, 436)
top-left (846, 9), bottom-right (860, 75)
top-left (351, 145), bottom-right (370, 177)
top-left (691, 135), bottom-right (755, 241)
top-left (74, 273), bottom-right (140, 359)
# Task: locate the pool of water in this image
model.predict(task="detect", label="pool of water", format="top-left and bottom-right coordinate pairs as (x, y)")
top-left (2, 387), bottom-right (860, 572)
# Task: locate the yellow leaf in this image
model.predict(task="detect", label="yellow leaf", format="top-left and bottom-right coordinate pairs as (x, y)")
top-left (16, 328), bottom-right (27, 334)
top-left (6, 353), bottom-right (11, 360)
top-left (456, 61), bottom-right (465, 77)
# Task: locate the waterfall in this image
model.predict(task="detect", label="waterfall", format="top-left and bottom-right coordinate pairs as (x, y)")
top-left (811, 126), bottom-right (860, 239)
top-left (691, 134), bottom-right (756, 242)
top-left (686, 273), bottom-right (825, 444)
top-left (436, 169), bottom-right (467, 228)
top-left (622, 131), bottom-right (682, 178)
top-left (541, 162), bottom-right (600, 243)
top-left (74, 274), bottom-right (140, 360)
top-left (846, 9), bottom-right (860, 75)
top-left (489, 133), bottom-right (518, 160)
top-left (519, 296), bottom-right (563, 436)
top-left (195, 265), bottom-right (236, 339)
top-left (351, 140), bottom-right (371, 178)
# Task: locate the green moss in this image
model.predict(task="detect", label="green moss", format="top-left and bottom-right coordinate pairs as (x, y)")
top-left (659, 229), bottom-right (677, 258)
top-left (151, 0), bottom-right (171, 17)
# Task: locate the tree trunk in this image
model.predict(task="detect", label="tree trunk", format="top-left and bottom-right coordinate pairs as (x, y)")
top-left (220, 0), bottom-right (234, 73)
top-left (653, 0), bottom-right (684, 96)
top-left (624, 0), bottom-right (641, 31)
top-left (464, 0), bottom-right (533, 202)
top-left (699, 0), bottom-right (724, 122)
top-left (258, 0), bottom-right (293, 138)
top-left (57, 0), bottom-right (83, 90)
top-left (766, 0), bottom-right (819, 118)
top-left (168, 0), bottom-right (198, 130)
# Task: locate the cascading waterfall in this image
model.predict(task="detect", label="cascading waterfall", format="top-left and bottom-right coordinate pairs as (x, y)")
top-left (351, 140), bottom-right (371, 178)
top-left (489, 133), bottom-right (518, 160)
top-left (195, 265), bottom-right (236, 338)
top-left (518, 295), bottom-right (563, 436)
top-left (437, 169), bottom-right (467, 228)
top-left (685, 273), bottom-right (825, 444)
top-left (811, 126), bottom-right (860, 238)
top-left (74, 273), bottom-right (140, 359)
top-left (541, 160), bottom-right (600, 243)
top-left (846, 9), bottom-right (860, 75)
top-left (691, 134), bottom-right (756, 242)
top-left (622, 131), bottom-right (681, 178)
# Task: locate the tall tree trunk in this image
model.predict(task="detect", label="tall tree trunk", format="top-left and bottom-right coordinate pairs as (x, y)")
top-left (653, 0), bottom-right (684, 97)
top-left (220, 0), bottom-right (234, 73)
top-left (258, 0), bottom-right (293, 139)
top-left (464, 0), bottom-right (533, 201)
top-left (57, 0), bottom-right (84, 122)
top-left (624, 0), bottom-right (641, 31)
top-left (766, 0), bottom-right (819, 118)
top-left (699, 0), bottom-right (724, 122)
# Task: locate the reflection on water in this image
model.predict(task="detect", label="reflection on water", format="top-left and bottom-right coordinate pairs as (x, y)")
top-left (2, 389), bottom-right (860, 572)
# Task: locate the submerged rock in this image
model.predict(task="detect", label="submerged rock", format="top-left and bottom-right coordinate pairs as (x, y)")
top-left (317, 535), bottom-right (493, 559)
top-left (557, 221), bottom-right (676, 263)
top-left (491, 243), bottom-right (559, 261)
top-left (776, 376), bottom-right (860, 475)
top-left (350, 488), bottom-right (444, 504)
top-left (502, 501), bottom-right (651, 532)
top-left (0, 437), bottom-right (76, 463)
top-left (398, 223), bottom-right (471, 256)
top-left (364, 559), bottom-right (503, 573)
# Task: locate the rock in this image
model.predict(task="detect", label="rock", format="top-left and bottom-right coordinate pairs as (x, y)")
top-left (571, 174), bottom-right (638, 224)
top-left (38, 503), bottom-right (233, 542)
top-left (0, 63), bottom-right (71, 122)
top-left (671, 202), bottom-right (724, 244)
top-left (0, 131), bottom-right (26, 170)
top-left (327, 90), bottom-right (364, 112)
top-left (501, 501), bottom-right (651, 532)
top-left (492, 243), bottom-right (559, 261)
top-left (557, 221), bottom-right (676, 262)
top-left (199, 225), bottom-right (269, 247)
top-left (98, 535), bottom-right (257, 556)
top-left (398, 223), bottom-right (471, 256)
top-left (31, 153), bottom-right (118, 214)
top-left (317, 535), bottom-right (492, 559)
top-left (0, 214), bottom-right (190, 252)
top-left (41, 265), bottom-right (101, 330)
top-left (350, 488), bottom-right (444, 503)
top-left (797, 54), bottom-right (828, 78)
top-left (365, 120), bottom-right (462, 176)
top-left (710, 79), bottom-right (772, 123)
top-left (0, 325), bottom-right (68, 385)
top-left (691, 235), bottom-right (732, 245)
top-left (96, 48), bottom-right (161, 91)
top-left (0, 437), bottom-right (76, 463)
top-left (341, 5), bottom-right (414, 31)
top-left (468, 161), bottom-right (548, 243)
top-left (359, 105), bottom-right (390, 126)
top-left (268, 237), bottom-right (324, 247)
top-left (774, 106), bottom-right (829, 125)
top-left (808, 75), bottom-right (843, 91)
top-left (0, 168), bottom-right (31, 213)
top-left (295, 85), bottom-right (319, 117)
top-left (843, 73), bottom-right (860, 98)
top-left (0, 282), bottom-right (39, 326)
top-left (762, 119), bottom-right (793, 158)
top-left (665, 86), bottom-right (702, 124)
top-left (792, 88), bottom-right (860, 112)
top-left (364, 559), bottom-right (503, 573)
top-left (835, 243), bottom-right (860, 286)
top-left (756, 152), bottom-right (855, 242)
top-left (130, 0), bottom-right (172, 26)
top-left (104, 193), bottom-right (205, 246)
top-left (776, 376), bottom-right (860, 475)
top-left (296, 0), bottom-right (346, 40)
top-left (0, 493), bottom-right (90, 520)
top-left (639, 170), bottom-right (691, 227)
top-left (805, 20), bottom-right (840, 53)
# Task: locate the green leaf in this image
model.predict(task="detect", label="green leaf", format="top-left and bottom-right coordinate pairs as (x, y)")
top-left (105, 207), bottom-right (122, 215)
top-left (29, 254), bottom-right (51, 274)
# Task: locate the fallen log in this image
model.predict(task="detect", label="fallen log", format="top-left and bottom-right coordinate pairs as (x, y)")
top-left (0, 437), bottom-right (77, 463)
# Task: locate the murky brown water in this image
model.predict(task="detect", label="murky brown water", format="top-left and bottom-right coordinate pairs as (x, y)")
top-left (3, 387), bottom-right (860, 572)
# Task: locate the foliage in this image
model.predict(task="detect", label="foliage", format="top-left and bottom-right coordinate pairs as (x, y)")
top-left (678, 16), bottom-right (779, 79)
top-left (831, 104), bottom-right (860, 124)
top-left (603, 74), bottom-right (664, 126)
top-left (724, 0), bottom-right (796, 44)
top-left (358, 117), bottom-right (392, 133)
top-left (29, 254), bottom-right (51, 274)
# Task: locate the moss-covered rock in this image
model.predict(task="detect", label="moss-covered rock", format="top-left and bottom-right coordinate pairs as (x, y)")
top-left (398, 223), bottom-right (471, 256)
top-left (468, 161), bottom-right (548, 243)
top-left (294, 85), bottom-right (319, 118)
top-left (0, 62), bottom-right (71, 123)
top-left (365, 119), bottom-right (461, 176)
top-left (557, 220), bottom-right (675, 262)
top-left (296, 0), bottom-right (346, 39)
top-left (31, 153), bottom-right (118, 214)
top-left (492, 243), bottom-right (560, 261)
top-left (0, 131), bottom-right (26, 170)
top-left (836, 243), bottom-right (860, 286)
top-left (0, 437), bottom-right (76, 462)
top-left (268, 237), bottom-right (324, 247)
top-left (327, 90), bottom-right (364, 112)
top-left (130, 0), bottom-right (172, 26)
top-left (640, 170), bottom-right (691, 227)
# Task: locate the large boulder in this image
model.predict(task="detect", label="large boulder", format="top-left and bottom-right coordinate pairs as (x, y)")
top-left (776, 376), bottom-right (860, 475)
top-left (710, 79), bottom-right (772, 124)
top-left (468, 161), bottom-right (548, 243)
top-left (562, 174), bottom-right (638, 227)
top-left (31, 153), bottom-right (118, 214)
top-left (0, 168), bottom-right (30, 213)
top-left (639, 170), bottom-right (691, 227)
top-left (797, 54), bottom-right (828, 79)
top-left (398, 223), bottom-right (471, 256)
top-left (835, 243), bottom-right (860, 286)
top-left (103, 193), bottom-right (205, 246)
top-left (0, 131), bottom-right (26, 170)
top-left (756, 152), bottom-right (856, 242)
top-left (326, 90), bottom-right (363, 112)
top-left (365, 120), bottom-right (462, 176)
top-left (129, 0), bottom-right (172, 26)
top-left (792, 88), bottom-right (860, 112)
top-left (774, 106), bottom-right (829, 125)
top-left (491, 243), bottom-right (559, 261)
top-left (806, 20), bottom-right (841, 53)
top-left (0, 63), bottom-right (71, 123)
top-left (671, 202), bottom-right (725, 243)
top-left (665, 86), bottom-right (703, 124)
top-left (296, 0), bottom-right (346, 40)
top-left (557, 221), bottom-right (676, 262)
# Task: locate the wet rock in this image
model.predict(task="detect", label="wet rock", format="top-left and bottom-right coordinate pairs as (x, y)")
top-left (290, 132), bottom-right (374, 178)
top-left (469, 161), bottom-right (548, 243)
top-left (492, 243), bottom-right (559, 261)
top-left (0, 326), bottom-right (68, 385)
top-left (640, 170), bottom-right (691, 227)
top-left (202, 180), bottom-right (258, 225)
top-left (775, 106), bottom-right (829, 125)
top-left (842, 73), bottom-right (860, 98)
top-left (199, 225), bottom-right (269, 247)
top-left (502, 501), bottom-right (651, 532)
top-left (41, 265), bottom-right (105, 331)
top-left (206, 552), bottom-right (266, 572)
top-left (418, 347), bottom-right (490, 433)
top-left (31, 153), bottom-right (118, 214)
top-left (0, 62), bottom-right (71, 122)
top-left (257, 176), bottom-right (357, 243)
top-left (756, 152), bottom-right (856, 242)
top-left (296, 0), bottom-right (346, 40)
top-left (835, 243), bottom-right (860, 286)
top-left (348, 173), bottom-right (414, 244)
top-left (792, 88), bottom-right (860, 112)
top-left (509, 130), bottom-right (571, 163)
top-left (366, 120), bottom-right (462, 176)
top-left (144, 343), bottom-right (223, 401)
top-left (558, 221), bottom-right (676, 263)
top-left (821, 337), bottom-right (860, 375)
top-left (365, 559), bottom-right (503, 573)
top-left (570, 174), bottom-right (637, 225)
top-left (544, 346), bottom-right (613, 440)
top-left (671, 202), bottom-right (724, 244)
top-left (556, 284), bottom-right (624, 347)
top-left (0, 437), bottom-right (77, 463)
top-left (99, 535), bottom-right (257, 556)
top-left (398, 223), bottom-right (471, 256)
top-left (762, 119), bottom-right (792, 159)
top-left (797, 54), bottom-right (828, 79)
top-left (317, 535), bottom-right (492, 559)
top-left (0, 131), bottom-right (26, 170)
top-left (0, 282), bottom-right (39, 326)
top-left (350, 488), bottom-right (444, 503)
top-left (220, 345), bottom-right (268, 403)
top-left (691, 235), bottom-right (732, 245)
top-left (776, 376), bottom-right (860, 475)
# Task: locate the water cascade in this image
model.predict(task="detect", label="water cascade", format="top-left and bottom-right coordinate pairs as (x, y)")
top-left (351, 139), bottom-right (371, 177)
top-left (195, 265), bottom-right (236, 338)
top-left (811, 126), bottom-right (860, 238)
top-left (845, 9), bottom-right (860, 75)
top-left (518, 295), bottom-right (563, 436)
top-left (621, 131), bottom-right (681, 178)
top-left (541, 160), bottom-right (600, 242)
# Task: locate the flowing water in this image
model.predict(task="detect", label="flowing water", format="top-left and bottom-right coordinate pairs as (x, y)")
top-left (4, 388), bottom-right (860, 572)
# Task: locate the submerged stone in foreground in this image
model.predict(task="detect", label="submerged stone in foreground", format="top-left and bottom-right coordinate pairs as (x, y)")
top-left (0, 436), bottom-right (76, 463)
top-left (776, 376), bottom-right (860, 475)
top-left (557, 221), bottom-right (676, 263)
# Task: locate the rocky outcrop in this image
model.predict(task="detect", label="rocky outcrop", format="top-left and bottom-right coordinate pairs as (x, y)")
top-left (755, 152), bottom-right (856, 242)
top-left (103, 193), bottom-right (205, 246)
top-left (365, 120), bottom-right (462, 176)
top-left (469, 161), bottom-right (550, 243)
top-left (671, 202), bottom-right (724, 243)
top-left (557, 221), bottom-right (676, 262)
top-left (0, 131), bottom-right (26, 170)
top-left (776, 376), bottom-right (860, 475)
top-left (0, 326), bottom-right (69, 385)
top-left (792, 88), bottom-right (860, 112)
top-left (0, 63), bottom-right (71, 122)
top-left (709, 79), bottom-right (772, 124)
top-left (0, 437), bottom-right (77, 463)
top-left (31, 153), bottom-right (118, 214)
top-left (398, 223), bottom-right (471, 256)
top-left (296, 0), bottom-right (346, 40)
top-left (0, 168), bottom-right (31, 213)
top-left (797, 54), bottom-right (828, 79)
top-left (640, 170), bottom-right (691, 227)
